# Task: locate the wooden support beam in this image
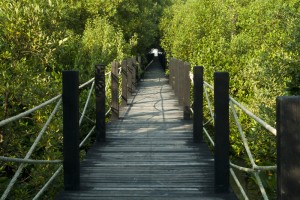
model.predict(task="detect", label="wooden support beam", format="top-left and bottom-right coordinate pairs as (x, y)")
top-left (193, 66), bottom-right (203, 142)
top-left (183, 62), bottom-right (191, 120)
top-left (62, 70), bottom-right (80, 190)
top-left (169, 58), bottom-right (174, 87)
top-left (111, 61), bottom-right (119, 120)
top-left (214, 72), bottom-right (229, 193)
top-left (131, 57), bottom-right (137, 93)
top-left (95, 64), bottom-right (106, 143)
top-left (277, 96), bottom-right (300, 200)
top-left (174, 59), bottom-right (179, 98)
top-left (127, 58), bottom-right (133, 99)
top-left (121, 59), bottom-right (127, 106)
top-left (178, 60), bottom-right (184, 106)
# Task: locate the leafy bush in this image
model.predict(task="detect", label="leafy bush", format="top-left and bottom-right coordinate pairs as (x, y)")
top-left (160, 0), bottom-right (300, 198)
top-left (0, 0), bottom-right (171, 199)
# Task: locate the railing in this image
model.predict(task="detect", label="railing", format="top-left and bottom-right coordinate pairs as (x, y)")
top-left (169, 58), bottom-right (300, 200)
top-left (168, 58), bottom-right (191, 121)
top-left (202, 80), bottom-right (276, 200)
top-left (0, 56), bottom-right (142, 199)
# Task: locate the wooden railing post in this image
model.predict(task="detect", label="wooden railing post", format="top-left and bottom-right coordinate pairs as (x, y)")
top-left (172, 58), bottom-right (177, 97)
top-left (174, 59), bottom-right (180, 98)
top-left (138, 55), bottom-right (143, 79)
top-left (193, 66), bottom-right (203, 142)
top-left (131, 57), bottom-right (137, 94)
top-left (95, 64), bottom-right (106, 142)
top-left (214, 72), bottom-right (229, 193)
top-left (169, 58), bottom-right (174, 87)
top-left (183, 62), bottom-right (191, 120)
top-left (127, 58), bottom-right (133, 99)
top-left (111, 61), bottom-right (119, 120)
top-left (121, 59), bottom-right (127, 106)
top-left (178, 60), bottom-right (184, 106)
top-left (159, 52), bottom-right (166, 71)
top-left (277, 97), bottom-right (300, 200)
top-left (138, 55), bottom-right (142, 69)
top-left (62, 70), bottom-right (80, 190)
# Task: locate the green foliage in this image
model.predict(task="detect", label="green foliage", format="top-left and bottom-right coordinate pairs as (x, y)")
top-left (160, 0), bottom-right (300, 198)
top-left (160, 0), bottom-right (300, 118)
top-left (0, 0), bottom-right (171, 199)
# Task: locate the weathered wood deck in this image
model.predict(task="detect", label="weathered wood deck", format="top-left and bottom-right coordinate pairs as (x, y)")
top-left (57, 62), bottom-right (236, 199)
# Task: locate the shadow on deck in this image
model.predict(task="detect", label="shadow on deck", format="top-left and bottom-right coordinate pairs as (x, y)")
top-left (57, 59), bottom-right (236, 200)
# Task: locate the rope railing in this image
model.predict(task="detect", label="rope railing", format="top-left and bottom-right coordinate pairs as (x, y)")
top-left (0, 55), bottom-right (146, 199)
top-left (33, 70), bottom-right (117, 199)
top-left (199, 80), bottom-right (276, 200)
top-left (0, 72), bottom-right (110, 200)
top-left (175, 59), bottom-right (276, 200)
top-left (33, 77), bottom-right (111, 199)
top-left (0, 156), bottom-right (63, 164)
top-left (0, 97), bottom-right (63, 200)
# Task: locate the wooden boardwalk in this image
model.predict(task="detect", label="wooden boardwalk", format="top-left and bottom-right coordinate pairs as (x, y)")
top-left (57, 62), bottom-right (236, 199)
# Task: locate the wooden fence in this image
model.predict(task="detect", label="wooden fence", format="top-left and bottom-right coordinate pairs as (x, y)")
top-left (62, 56), bottom-right (142, 190)
top-left (169, 57), bottom-right (300, 199)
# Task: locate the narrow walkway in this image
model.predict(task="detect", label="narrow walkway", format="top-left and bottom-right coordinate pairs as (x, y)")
top-left (57, 61), bottom-right (236, 199)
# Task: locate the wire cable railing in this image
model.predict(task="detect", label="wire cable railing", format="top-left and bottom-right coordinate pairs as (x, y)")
top-left (198, 80), bottom-right (276, 200)
top-left (187, 65), bottom-right (277, 199)
top-left (0, 73), bottom-right (111, 200)
top-left (0, 54), bottom-right (142, 199)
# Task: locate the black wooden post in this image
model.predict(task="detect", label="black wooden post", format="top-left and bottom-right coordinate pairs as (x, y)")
top-left (138, 55), bottom-right (142, 70)
top-left (111, 61), bottom-right (119, 120)
top-left (137, 55), bottom-right (141, 80)
top-left (178, 60), bottom-right (184, 106)
top-left (169, 58), bottom-right (174, 87)
top-left (95, 64), bottom-right (106, 143)
top-left (175, 59), bottom-right (180, 98)
top-left (131, 57), bottom-right (137, 93)
top-left (62, 71), bottom-right (80, 190)
top-left (277, 97), bottom-right (300, 200)
top-left (171, 58), bottom-right (175, 88)
top-left (121, 59), bottom-right (127, 106)
top-left (183, 62), bottom-right (191, 120)
top-left (214, 72), bottom-right (229, 193)
top-left (193, 66), bottom-right (203, 142)
top-left (173, 59), bottom-right (177, 96)
top-left (127, 58), bottom-right (133, 99)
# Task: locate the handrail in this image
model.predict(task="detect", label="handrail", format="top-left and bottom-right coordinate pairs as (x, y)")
top-left (0, 73), bottom-right (109, 200)
top-left (34, 71), bottom-right (116, 199)
top-left (0, 56), bottom-right (146, 199)
top-left (200, 79), bottom-right (276, 200)
top-left (229, 97), bottom-right (277, 136)
top-left (0, 95), bottom-right (62, 127)
top-left (0, 156), bottom-right (62, 164)
top-left (0, 77), bottom-right (95, 127)
top-left (174, 58), bottom-right (276, 200)
top-left (0, 98), bottom-right (63, 200)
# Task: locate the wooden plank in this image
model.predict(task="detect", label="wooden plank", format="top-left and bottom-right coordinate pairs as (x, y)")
top-left (277, 97), bottom-right (300, 200)
top-left (57, 60), bottom-right (236, 200)
top-left (62, 71), bottom-right (80, 190)
top-left (131, 57), bottom-right (137, 93)
top-left (193, 66), bottom-right (204, 142)
top-left (214, 72), bottom-right (230, 193)
top-left (95, 64), bottom-right (106, 142)
top-left (183, 62), bottom-right (191, 120)
top-left (121, 59), bottom-right (127, 106)
top-left (111, 61), bottom-right (119, 120)
top-left (127, 58), bottom-right (133, 97)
